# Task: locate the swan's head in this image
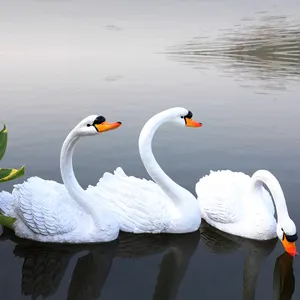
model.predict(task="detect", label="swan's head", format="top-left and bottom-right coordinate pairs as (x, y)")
top-left (76, 115), bottom-right (122, 136)
top-left (277, 219), bottom-right (298, 257)
top-left (168, 108), bottom-right (202, 128)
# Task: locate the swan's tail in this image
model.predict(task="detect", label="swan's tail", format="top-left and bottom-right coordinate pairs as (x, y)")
top-left (0, 191), bottom-right (16, 229)
top-left (0, 191), bottom-right (13, 215)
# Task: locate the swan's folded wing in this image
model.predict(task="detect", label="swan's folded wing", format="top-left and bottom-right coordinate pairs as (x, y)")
top-left (87, 167), bottom-right (171, 233)
top-left (195, 170), bottom-right (247, 224)
top-left (12, 177), bottom-right (77, 235)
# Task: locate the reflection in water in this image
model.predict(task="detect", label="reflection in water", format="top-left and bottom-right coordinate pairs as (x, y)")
top-left (273, 252), bottom-right (295, 300)
top-left (1, 225), bottom-right (295, 300)
top-left (11, 237), bottom-right (118, 299)
top-left (167, 12), bottom-right (300, 93)
top-left (200, 222), bottom-right (295, 300)
top-left (1, 229), bottom-right (199, 300)
top-left (65, 243), bottom-right (116, 300)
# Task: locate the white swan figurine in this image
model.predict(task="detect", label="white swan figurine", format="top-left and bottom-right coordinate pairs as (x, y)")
top-left (196, 169), bottom-right (298, 256)
top-left (0, 115), bottom-right (122, 243)
top-left (88, 107), bottom-right (202, 234)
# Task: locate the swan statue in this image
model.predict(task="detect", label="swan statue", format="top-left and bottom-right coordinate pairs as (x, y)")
top-left (87, 107), bottom-right (202, 234)
top-left (0, 115), bottom-right (122, 243)
top-left (196, 169), bottom-right (298, 256)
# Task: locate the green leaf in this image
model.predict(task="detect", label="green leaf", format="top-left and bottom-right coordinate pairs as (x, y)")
top-left (0, 165), bottom-right (25, 182)
top-left (0, 123), bottom-right (8, 161)
top-left (0, 214), bottom-right (16, 229)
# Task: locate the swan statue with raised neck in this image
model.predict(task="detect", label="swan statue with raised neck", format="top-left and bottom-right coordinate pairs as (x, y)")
top-left (88, 107), bottom-right (203, 234)
top-left (196, 169), bottom-right (298, 256)
top-left (0, 115), bottom-right (122, 243)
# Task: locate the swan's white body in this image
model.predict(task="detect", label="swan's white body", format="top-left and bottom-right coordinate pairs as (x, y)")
top-left (196, 169), bottom-right (296, 241)
top-left (87, 107), bottom-right (202, 234)
top-left (0, 116), bottom-right (121, 243)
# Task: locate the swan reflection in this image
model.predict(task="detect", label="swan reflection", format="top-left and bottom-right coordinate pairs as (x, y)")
top-left (1, 224), bottom-right (295, 300)
top-left (4, 229), bottom-right (199, 300)
top-left (273, 252), bottom-right (295, 300)
top-left (200, 221), bottom-right (295, 300)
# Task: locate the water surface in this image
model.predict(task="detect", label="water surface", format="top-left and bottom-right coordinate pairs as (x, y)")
top-left (0, 0), bottom-right (300, 299)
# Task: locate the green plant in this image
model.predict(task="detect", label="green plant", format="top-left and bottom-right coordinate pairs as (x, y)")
top-left (0, 123), bottom-right (24, 228)
top-left (0, 123), bottom-right (25, 182)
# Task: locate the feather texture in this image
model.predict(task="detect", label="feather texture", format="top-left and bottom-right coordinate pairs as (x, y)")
top-left (196, 170), bottom-right (278, 240)
top-left (87, 167), bottom-right (173, 233)
top-left (0, 175), bottom-right (118, 243)
top-left (12, 177), bottom-right (77, 236)
top-left (0, 191), bottom-right (14, 215)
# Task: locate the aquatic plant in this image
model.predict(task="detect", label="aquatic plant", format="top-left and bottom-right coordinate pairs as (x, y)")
top-left (0, 123), bottom-right (24, 228)
top-left (0, 123), bottom-right (25, 182)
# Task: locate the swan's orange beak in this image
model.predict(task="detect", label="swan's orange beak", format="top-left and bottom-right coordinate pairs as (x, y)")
top-left (282, 236), bottom-right (298, 257)
top-left (185, 118), bottom-right (202, 128)
top-left (94, 121), bottom-right (122, 133)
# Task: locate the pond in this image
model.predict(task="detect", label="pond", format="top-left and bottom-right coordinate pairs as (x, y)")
top-left (0, 0), bottom-right (299, 299)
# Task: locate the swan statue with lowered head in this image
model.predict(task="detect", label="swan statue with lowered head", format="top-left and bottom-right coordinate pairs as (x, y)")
top-left (0, 115), bottom-right (122, 243)
top-left (196, 169), bottom-right (298, 256)
top-left (87, 107), bottom-right (203, 234)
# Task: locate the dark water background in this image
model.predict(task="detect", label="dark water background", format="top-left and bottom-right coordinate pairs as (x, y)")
top-left (1, 0), bottom-right (300, 299)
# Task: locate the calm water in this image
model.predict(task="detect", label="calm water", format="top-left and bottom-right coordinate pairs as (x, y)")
top-left (1, 0), bottom-right (300, 299)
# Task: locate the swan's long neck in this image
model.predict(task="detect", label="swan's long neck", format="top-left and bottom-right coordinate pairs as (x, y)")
top-left (60, 129), bottom-right (101, 227)
top-left (251, 170), bottom-right (289, 222)
top-left (138, 110), bottom-right (194, 207)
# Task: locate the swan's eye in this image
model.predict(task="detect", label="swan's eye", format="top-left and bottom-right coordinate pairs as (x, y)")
top-left (181, 116), bottom-right (184, 119)
top-left (87, 124), bottom-right (91, 127)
